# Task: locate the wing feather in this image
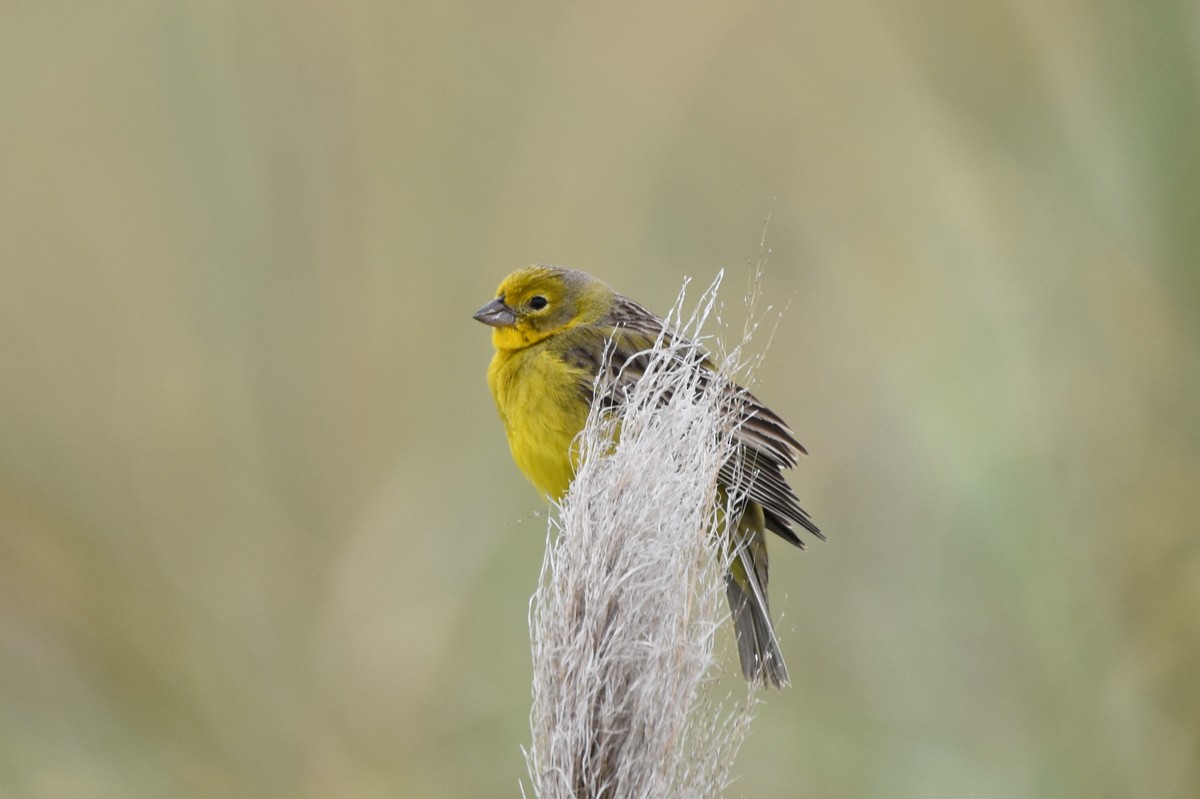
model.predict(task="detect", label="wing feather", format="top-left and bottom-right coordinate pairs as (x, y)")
top-left (560, 292), bottom-right (820, 547)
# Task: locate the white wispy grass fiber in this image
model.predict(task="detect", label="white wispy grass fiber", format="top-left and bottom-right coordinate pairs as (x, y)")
top-left (523, 273), bottom-right (763, 799)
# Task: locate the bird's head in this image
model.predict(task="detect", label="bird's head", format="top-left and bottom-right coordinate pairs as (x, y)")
top-left (474, 265), bottom-right (613, 351)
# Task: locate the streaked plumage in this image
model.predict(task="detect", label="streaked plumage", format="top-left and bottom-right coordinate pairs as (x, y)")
top-left (475, 265), bottom-right (821, 686)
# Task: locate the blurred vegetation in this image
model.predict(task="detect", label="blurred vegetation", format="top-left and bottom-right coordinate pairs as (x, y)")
top-left (1, 1), bottom-right (1197, 797)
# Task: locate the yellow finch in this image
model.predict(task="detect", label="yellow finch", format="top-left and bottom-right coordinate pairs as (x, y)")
top-left (474, 265), bottom-right (820, 687)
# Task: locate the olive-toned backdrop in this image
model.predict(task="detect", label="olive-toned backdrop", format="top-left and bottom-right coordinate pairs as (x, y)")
top-left (2, 2), bottom-right (1197, 797)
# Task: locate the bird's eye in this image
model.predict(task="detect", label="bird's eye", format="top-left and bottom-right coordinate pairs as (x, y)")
top-left (529, 295), bottom-right (549, 310)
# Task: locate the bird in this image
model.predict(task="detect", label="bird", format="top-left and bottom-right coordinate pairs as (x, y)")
top-left (474, 264), bottom-right (820, 687)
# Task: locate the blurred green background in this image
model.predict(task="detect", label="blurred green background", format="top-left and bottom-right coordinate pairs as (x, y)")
top-left (2, 1), bottom-right (1198, 797)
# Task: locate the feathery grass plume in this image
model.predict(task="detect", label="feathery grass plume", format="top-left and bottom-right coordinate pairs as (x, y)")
top-left (523, 271), bottom-right (768, 799)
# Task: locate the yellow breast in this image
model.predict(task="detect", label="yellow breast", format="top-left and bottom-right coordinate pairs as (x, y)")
top-left (487, 342), bottom-right (592, 499)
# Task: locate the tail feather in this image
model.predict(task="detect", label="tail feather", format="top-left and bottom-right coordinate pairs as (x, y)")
top-left (725, 546), bottom-right (789, 687)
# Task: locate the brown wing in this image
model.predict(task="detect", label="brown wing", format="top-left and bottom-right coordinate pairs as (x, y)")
top-left (563, 294), bottom-right (821, 547)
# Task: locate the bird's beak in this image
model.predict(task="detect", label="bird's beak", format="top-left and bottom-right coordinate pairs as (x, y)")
top-left (473, 298), bottom-right (517, 328)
